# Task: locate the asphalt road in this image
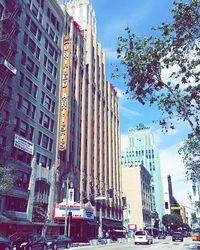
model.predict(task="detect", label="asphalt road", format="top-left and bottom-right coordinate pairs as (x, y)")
top-left (69, 237), bottom-right (200, 250)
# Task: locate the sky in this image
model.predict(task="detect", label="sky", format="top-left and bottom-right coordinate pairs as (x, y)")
top-left (91, 0), bottom-right (193, 212)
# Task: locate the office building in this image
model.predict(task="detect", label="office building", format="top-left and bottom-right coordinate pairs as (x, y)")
top-left (163, 175), bottom-right (174, 214)
top-left (122, 164), bottom-right (153, 230)
top-left (64, 0), bottom-right (122, 241)
top-left (0, 0), bottom-right (64, 235)
top-left (121, 124), bottom-right (165, 220)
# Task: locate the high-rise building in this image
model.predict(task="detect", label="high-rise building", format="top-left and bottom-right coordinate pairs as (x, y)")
top-left (163, 175), bottom-right (174, 214)
top-left (0, 0), bottom-right (64, 234)
top-left (63, 0), bottom-right (122, 240)
top-left (121, 124), bottom-right (165, 220)
top-left (122, 164), bottom-right (153, 230)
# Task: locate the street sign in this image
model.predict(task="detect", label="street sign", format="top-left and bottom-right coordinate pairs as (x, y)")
top-left (171, 206), bottom-right (181, 210)
top-left (94, 196), bottom-right (106, 200)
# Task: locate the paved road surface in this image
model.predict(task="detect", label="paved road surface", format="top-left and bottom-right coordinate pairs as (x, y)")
top-left (70, 237), bottom-right (200, 250)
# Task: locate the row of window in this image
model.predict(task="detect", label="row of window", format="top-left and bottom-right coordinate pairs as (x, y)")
top-left (36, 152), bottom-right (52, 168)
top-left (41, 91), bottom-right (55, 113)
top-left (42, 73), bottom-right (56, 96)
top-left (17, 94), bottom-right (36, 119)
top-left (25, 14), bottom-right (42, 42)
top-left (23, 32), bottom-right (40, 60)
top-left (45, 38), bottom-right (58, 62)
top-left (21, 51), bottom-right (39, 78)
top-left (47, 7), bottom-right (60, 32)
top-left (39, 111), bottom-right (55, 132)
top-left (44, 54), bottom-right (57, 78)
top-left (12, 147), bottom-right (32, 165)
top-left (38, 131), bottom-right (53, 152)
top-left (14, 117), bottom-right (34, 141)
top-left (20, 72), bottom-right (38, 99)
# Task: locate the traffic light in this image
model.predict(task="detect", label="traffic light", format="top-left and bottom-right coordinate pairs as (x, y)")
top-left (122, 196), bottom-right (127, 209)
top-left (108, 188), bottom-right (114, 198)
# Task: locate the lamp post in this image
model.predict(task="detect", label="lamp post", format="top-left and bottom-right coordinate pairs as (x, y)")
top-left (94, 195), bottom-right (106, 238)
top-left (64, 178), bottom-right (69, 236)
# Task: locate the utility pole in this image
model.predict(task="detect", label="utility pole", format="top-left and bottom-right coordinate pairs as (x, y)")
top-left (64, 177), bottom-right (69, 236)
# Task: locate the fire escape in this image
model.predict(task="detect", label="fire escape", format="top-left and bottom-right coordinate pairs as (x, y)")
top-left (0, 0), bottom-right (21, 131)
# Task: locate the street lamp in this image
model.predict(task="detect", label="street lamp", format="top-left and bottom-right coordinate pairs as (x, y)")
top-left (63, 178), bottom-right (69, 236)
top-left (94, 195), bottom-right (107, 238)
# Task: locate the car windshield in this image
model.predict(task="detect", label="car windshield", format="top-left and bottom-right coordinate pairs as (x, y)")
top-left (173, 232), bottom-right (182, 235)
top-left (135, 231), bottom-right (146, 236)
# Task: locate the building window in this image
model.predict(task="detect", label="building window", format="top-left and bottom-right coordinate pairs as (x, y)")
top-left (23, 32), bottom-right (28, 45)
top-left (5, 196), bottom-right (27, 212)
top-left (0, 135), bottom-right (5, 146)
top-left (30, 21), bottom-right (37, 36)
top-left (32, 4), bottom-right (38, 18)
top-left (25, 14), bottom-right (30, 27)
top-left (47, 60), bottom-right (53, 74)
top-left (28, 38), bottom-right (36, 54)
top-left (26, 58), bottom-right (34, 73)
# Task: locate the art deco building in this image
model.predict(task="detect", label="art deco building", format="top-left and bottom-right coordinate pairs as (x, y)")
top-left (0, 0), bottom-right (64, 234)
top-left (121, 124), bottom-right (165, 220)
top-left (62, 0), bottom-right (122, 240)
top-left (122, 164), bottom-right (152, 230)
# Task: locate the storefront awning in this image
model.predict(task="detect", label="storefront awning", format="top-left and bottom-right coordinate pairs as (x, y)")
top-left (102, 219), bottom-right (123, 230)
top-left (86, 220), bottom-right (98, 226)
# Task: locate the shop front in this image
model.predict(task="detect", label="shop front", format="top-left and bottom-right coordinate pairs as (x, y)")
top-left (54, 200), bottom-right (98, 242)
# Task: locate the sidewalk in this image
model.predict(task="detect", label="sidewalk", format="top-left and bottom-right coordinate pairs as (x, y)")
top-left (71, 238), bottom-right (130, 248)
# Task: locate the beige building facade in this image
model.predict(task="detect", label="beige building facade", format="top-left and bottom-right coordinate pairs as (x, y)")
top-left (56, 0), bottom-right (122, 240)
top-left (122, 165), bottom-right (153, 230)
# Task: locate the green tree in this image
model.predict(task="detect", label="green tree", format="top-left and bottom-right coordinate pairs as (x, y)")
top-left (0, 165), bottom-right (14, 194)
top-left (162, 214), bottom-right (183, 229)
top-left (32, 202), bottom-right (47, 222)
top-left (114, 0), bottom-right (200, 178)
top-left (179, 133), bottom-right (200, 181)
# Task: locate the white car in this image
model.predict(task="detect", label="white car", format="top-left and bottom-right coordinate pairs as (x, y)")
top-left (134, 230), bottom-right (153, 245)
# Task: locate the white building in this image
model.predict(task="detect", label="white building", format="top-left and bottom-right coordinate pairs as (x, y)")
top-left (121, 124), bottom-right (165, 220)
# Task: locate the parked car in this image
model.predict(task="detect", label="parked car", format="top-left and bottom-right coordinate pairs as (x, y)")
top-left (0, 235), bottom-right (12, 250)
top-left (172, 231), bottom-right (184, 242)
top-left (192, 232), bottom-right (200, 241)
top-left (48, 235), bottom-right (72, 249)
top-left (158, 233), bottom-right (166, 239)
top-left (13, 235), bottom-right (48, 250)
top-left (134, 230), bottom-right (153, 245)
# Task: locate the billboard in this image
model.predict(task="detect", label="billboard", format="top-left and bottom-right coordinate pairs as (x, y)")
top-left (14, 134), bottom-right (34, 155)
top-left (54, 201), bottom-right (94, 220)
top-left (59, 35), bottom-right (71, 151)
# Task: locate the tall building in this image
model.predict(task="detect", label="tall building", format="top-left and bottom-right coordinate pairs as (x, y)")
top-left (163, 175), bottom-right (174, 214)
top-left (0, 0), bottom-right (64, 235)
top-left (122, 164), bottom-right (153, 230)
top-left (63, 0), bottom-right (122, 240)
top-left (121, 124), bottom-right (165, 220)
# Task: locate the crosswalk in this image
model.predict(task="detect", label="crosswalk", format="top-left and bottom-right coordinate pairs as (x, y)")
top-left (151, 241), bottom-right (199, 248)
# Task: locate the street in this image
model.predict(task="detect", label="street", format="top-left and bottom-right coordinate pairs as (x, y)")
top-left (70, 237), bottom-right (200, 250)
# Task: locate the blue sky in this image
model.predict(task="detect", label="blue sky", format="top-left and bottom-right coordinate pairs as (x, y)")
top-left (91, 0), bottom-right (192, 211)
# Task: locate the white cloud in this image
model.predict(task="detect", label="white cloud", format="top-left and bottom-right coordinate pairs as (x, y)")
top-left (153, 127), bottom-right (180, 146)
top-left (120, 105), bottom-right (141, 118)
top-left (104, 47), bottom-right (118, 61)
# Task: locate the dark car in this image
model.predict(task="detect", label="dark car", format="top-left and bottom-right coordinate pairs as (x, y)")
top-left (13, 235), bottom-right (48, 250)
top-left (48, 235), bottom-right (72, 249)
top-left (158, 233), bottom-right (166, 239)
top-left (0, 235), bottom-right (12, 250)
top-left (172, 232), bottom-right (184, 242)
